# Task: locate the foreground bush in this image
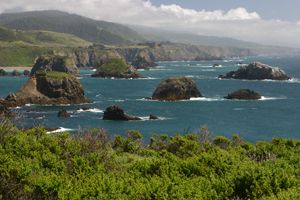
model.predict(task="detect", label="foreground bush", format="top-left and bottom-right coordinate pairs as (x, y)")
top-left (0, 126), bottom-right (300, 199)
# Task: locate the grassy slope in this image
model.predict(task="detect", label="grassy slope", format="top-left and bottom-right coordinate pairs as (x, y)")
top-left (0, 127), bottom-right (300, 199)
top-left (97, 58), bottom-right (129, 74)
top-left (0, 26), bottom-right (91, 66)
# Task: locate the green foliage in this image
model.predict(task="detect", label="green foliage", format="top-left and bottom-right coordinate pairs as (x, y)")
top-left (1, 126), bottom-right (300, 199)
top-left (36, 70), bottom-right (71, 80)
top-left (97, 58), bottom-right (130, 74)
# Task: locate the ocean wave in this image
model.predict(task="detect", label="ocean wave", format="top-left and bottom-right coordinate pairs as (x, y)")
top-left (108, 99), bottom-right (126, 102)
top-left (139, 116), bottom-right (172, 121)
top-left (47, 127), bottom-right (74, 134)
top-left (233, 108), bottom-right (245, 111)
top-left (138, 77), bottom-right (159, 80)
top-left (286, 78), bottom-right (300, 83)
top-left (188, 97), bottom-right (224, 102)
top-left (202, 69), bottom-right (216, 72)
top-left (137, 97), bottom-right (224, 102)
top-left (259, 96), bottom-right (287, 101)
top-left (76, 108), bottom-right (103, 113)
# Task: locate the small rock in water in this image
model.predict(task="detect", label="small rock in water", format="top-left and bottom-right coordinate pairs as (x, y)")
top-left (225, 89), bottom-right (261, 100)
top-left (103, 105), bottom-right (141, 121)
top-left (57, 110), bottom-right (71, 118)
top-left (23, 70), bottom-right (30, 76)
top-left (11, 70), bottom-right (21, 76)
top-left (149, 115), bottom-right (159, 120)
top-left (0, 69), bottom-right (7, 76)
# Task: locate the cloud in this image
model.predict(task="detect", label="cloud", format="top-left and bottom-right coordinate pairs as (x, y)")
top-left (0, 0), bottom-right (300, 47)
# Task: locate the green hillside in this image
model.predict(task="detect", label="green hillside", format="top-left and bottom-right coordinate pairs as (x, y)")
top-left (0, 10), bottom-right (145, 45)
top-left (0, 26), bottom-right (91, 47)
top-left (0, 26), bottom-right (93, 66)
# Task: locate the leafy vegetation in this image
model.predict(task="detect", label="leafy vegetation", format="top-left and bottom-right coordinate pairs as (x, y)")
top-left (35, 70), bottom-right (71, 80)
top-left (96, 58), bottom-right (131, 75)
top-left (0, 125), bottom-right (300, 199)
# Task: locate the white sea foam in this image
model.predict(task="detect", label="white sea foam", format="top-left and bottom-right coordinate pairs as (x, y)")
top-left (233, 108), bottom-right (245, 111)
top-left (138, 77), bottom-right (159, 80)
top-left (286, 78), bottom-right (300, 83)
top-left (202, 69), bottom-right (216, 72)
top-left (259, 96), bottom-right (287, 101)
top-left (188, 97), bottom-right (224, 102)
top-left (137, 97), bottom-right (223, 102)
top-left (47, 127), bottom-right (74, 134)
top-left (139, 116), bottom-right (172, 121)
top-left (76, 108), bottom-right (103, 113)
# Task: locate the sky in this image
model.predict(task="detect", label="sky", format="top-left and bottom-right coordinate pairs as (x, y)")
top-left (151, 0), bottom-right (300, 21)
top-left (1, 0), bottom-right (300, 47)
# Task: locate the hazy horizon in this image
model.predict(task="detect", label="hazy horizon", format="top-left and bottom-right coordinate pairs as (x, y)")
top-left (1, 0), bottom-right (300, 48)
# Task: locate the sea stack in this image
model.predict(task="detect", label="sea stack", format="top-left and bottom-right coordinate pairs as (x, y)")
top-left (0, 55), bottom-right (88, 107)
top-left (92, 58), bottom-right (140, 78)
top-left (152, 77), bottom-right (202, 101)
top-left (31, 55), bottom-right (79, 76)
top-left (225, 89), bottom-right (262, 100)
top-left (219, 62), bottom-right (290, 80)
top-left (103, 105), bottom-right (141, 121)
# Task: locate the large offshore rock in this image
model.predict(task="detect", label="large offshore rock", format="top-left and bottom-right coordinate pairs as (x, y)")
top-left (1, 71), bottom-right (88, 107)
top-left (31, 55), bottom-right (79, 76)
top-left (92, 58), bottom-right (140, 78)
top-left (219, 62), bottom-right (290, 80)
top-left (225, 89), bottom-right (262, 100)
top-left (103, 105), bottom-right (141, 121)
top-left (152, 77), bottom-right (202, 101)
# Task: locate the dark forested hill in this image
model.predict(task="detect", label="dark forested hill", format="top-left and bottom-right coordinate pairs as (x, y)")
top-left (0, 10), bottom-right (145, 45)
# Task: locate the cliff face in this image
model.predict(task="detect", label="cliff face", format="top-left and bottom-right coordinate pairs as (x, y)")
top-left (1, 71), bottom-right (88, 107)
top-left (30, 42), bottom-right (255, 70)
top-left (116, 43), bottom-right (254, 64)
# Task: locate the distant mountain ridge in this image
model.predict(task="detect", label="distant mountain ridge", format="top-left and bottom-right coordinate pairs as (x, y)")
top-left (0, 10), bottom-right (145, 45)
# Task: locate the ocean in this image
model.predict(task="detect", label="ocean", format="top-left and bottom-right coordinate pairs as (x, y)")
top-left (1, 55), bottom-right (300, 142)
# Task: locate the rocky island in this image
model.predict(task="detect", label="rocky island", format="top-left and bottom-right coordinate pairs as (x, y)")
top-left (219, 62), bottom-right (290, 80)
top-left (92, 58), bottom-right (140, 78)
top-left (0, 55), bottom-right (88, 107)
top-left (151, 77), bottom-right (202, 101)
top-left (225, 89), bottom-right (262, 100)
top-left (103, 105), bottom-right (142, 121)
top-left (31, 55), bottom-right (79, 76)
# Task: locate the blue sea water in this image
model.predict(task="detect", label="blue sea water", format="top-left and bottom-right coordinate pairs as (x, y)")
top-left (1, 55), bottom-right (300, 142)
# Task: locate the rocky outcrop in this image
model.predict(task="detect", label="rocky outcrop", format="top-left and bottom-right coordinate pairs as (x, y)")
top-left (0, 104), bottom-right (13, 118)
top-left (149, 115), bottom-right (159, 120)
top-left (92, 58), bottom-right (140, 78)
top-left (131, 49), bottom-right (157, 69)
top-left (0, 69), bottom-right (7, 76)
top-left (57, 110), bottom-right (71, 118)
top-left (23, 70), bottom-right (30, 76)
top-left (1, 71), bottom-right (88, 107)
top-left (103, 105), bottom-right (141, 121)
top-left (31, 55), bottom-right (79, 76)
top-left (152, 77), bottom-right (202, 101)
top-left (225, 89), bottom-right (262, 100)
top-left (219, 62), bottom-right (290, 80)
top-left (11, 70), bottom-right (21, 76)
